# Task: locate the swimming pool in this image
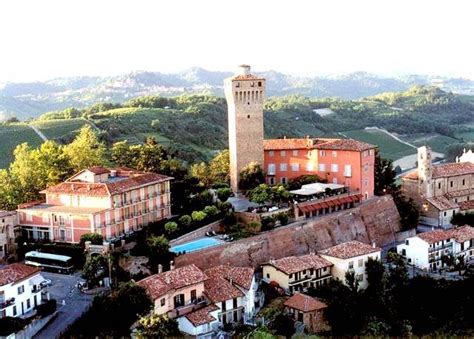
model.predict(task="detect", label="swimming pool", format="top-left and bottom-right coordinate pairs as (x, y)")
top-left (170, 237), bottom-right (223, 254)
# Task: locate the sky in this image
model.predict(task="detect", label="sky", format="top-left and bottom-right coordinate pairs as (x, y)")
top-left (0, 0), bottom-right (473, 83)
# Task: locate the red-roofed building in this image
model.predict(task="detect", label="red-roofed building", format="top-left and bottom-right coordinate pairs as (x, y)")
top-left (263, 137), bottom-right (376, 199)
top-left (17, 167), bottom-right (172, 243)
top-left (397, 225), bottom-right (474, 271)
top-left (319, 241), bottom-right (381, 289)
top-left (402, 146), bottom-right (474, 228)
top-left (0, 263), bottom-right (47, 318)
top-left (284, 292), bottom-right (330, 333)
top-left (262, 253), bottom-right (333, 294)
top-left (0, 211), bottom-right (17, 259)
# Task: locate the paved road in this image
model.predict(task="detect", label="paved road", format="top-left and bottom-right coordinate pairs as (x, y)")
top-left (29, 124), bottom-right (48, 141)
top-left (34, 271), bottom-right (94, 339)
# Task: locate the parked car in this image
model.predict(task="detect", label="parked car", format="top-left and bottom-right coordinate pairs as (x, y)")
top-left (40, 279), bottom-right (52, 288)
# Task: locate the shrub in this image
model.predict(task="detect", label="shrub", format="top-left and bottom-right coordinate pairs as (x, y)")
top-left (164, 221), bottom-right (178, 234)
top-left (223, 212), bottom-right (237, 228)
top-left (276, 213), bottom-right (289, 226)
top-left (261, 216), bottom-right (276, 231)
top-left (80, 233), bottom-right (103, 245)
top-left (216, 187), bottom-right (232, 202)
top-left (178, 215), bottom-right (192, 227)
top-left (204, 205), bottom-right (219, 216)
top-left (191, 211), bottom-right (207, 222)
top-left (218, 201), bottom-right (233, 213)
top-left (36, 299), bottom-right (57, 317)
top-left (0, 317), bottom-right (28, 336)
top-left (246, 221), bottom-right (261, 234)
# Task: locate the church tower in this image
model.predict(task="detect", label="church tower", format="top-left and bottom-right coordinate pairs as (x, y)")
top-left (224, 65), bottom-right (266, 192)
top-left (417, 145), bottom-right (433, 199)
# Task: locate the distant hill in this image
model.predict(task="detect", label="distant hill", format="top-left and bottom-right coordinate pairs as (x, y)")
top-left (1, 68), bottom-right (474, 121)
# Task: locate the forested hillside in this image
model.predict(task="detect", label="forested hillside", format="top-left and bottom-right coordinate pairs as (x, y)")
top-left (0, 86), bottom-right (473, 169)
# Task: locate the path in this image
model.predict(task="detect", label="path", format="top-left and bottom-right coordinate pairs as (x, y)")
top-left (29, 124), bottom-right (48, 141)
top-left (364, 126), bottom-right (417, 149)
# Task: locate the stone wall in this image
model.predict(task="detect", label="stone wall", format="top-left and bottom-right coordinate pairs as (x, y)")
top-left (175, 195), bottom-right (402, 269)
top-left (170, 219), bottom-right (224, 246)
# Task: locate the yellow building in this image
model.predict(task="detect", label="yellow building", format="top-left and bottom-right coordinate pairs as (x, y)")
top-left (262, 253), bottom-right (333, 294)
top-left (319, 240), bottom-right (381, 289)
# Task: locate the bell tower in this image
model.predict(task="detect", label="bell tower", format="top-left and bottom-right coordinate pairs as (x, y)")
top-left (224, 65), bottom-right (266, 192)
top-left (417, 145), bottom-right (433, 199)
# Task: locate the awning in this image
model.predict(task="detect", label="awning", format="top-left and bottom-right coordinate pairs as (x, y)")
top-left (29, 275), bottom-right (44, 286)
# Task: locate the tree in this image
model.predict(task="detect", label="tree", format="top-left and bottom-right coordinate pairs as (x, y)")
top-left (209, 149), bottom-right (230, 185)
top-left (374, 151), bottom-right (397, 195)
top-left (63, 125), bottom-right (108, 171)
top-left (345, 270), bottom-right (359, 294)
top-left (80, 233), bottom-right (103, 245)
top-left (269, 184), bottom-right (290, 204)
top-left (82, 255), bottom-right (108, 286)
top-left (247, 184), bottom-right (271, 205)
top-left (191, 210), bottom-right (207, 222)
top-left (135, 314), bottom-right (179, 338)
top-left (178, 214), bottom-right (192, 228)
top-left (239, 162), bottom-right (265, 190)
top-left (190, 162), bottom-right (211, 187)
top-left (391, 190), bottom-right (419, 230)
top-left (216, 187), bottom-right (232, 202)
top-left (164, 221), bottom-right (178, 235)
top-left (147, 235), bottom-right (170, 268)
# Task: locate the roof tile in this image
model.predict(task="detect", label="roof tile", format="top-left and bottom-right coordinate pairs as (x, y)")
top-left (284, 293), bottom-right (327, 312)
top-left (319, 240), bottom-right (381, 259)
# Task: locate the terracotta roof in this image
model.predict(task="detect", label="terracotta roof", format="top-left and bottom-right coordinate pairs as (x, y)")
top-left (204, 276), bottom-right (244, 303)
top-left (417, 229), bottom-right (452, 244)
top-left (315, 139), bottom-right (376, 152)
top-left (284, 293), bottom-right (327, 312)
top-left (402, 171), bottom-right (419, 180)
top-left (137, 265), bottom-right (208, 300)
top-left (432, 162), bottom-right (474, 178)
top-left (0, 263), bottom-right (41, 286)
top-left (319, 240), bottom-right (381, 259)
top-left (42, 170), bottom-right (172, 197)
top-left (447, 225), bottom-right (474, 243)
top-left (445, 189), bottom-right (474, 199)
top-left (426, 196), bottom-right (459, 211)
top-left (459, 200), bottom-right (474, 211)
top-left (263, 138), bottom-right (375, 152)
top-left (184, 305), bottom-right (219, 327)
top-left (232, 74), bottom-right (264, 80)
top-left (204, 265), bottom-right (254, 290)
top-left (86, 166), bottom-right (110, 175)
top-left (265, 253), bottom-right (332, 275)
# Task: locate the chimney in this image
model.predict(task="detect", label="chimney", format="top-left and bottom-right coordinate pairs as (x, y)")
top-left (158, 264), bottom-right (163, 274)
top-left (238, 64), bottom-right (251, 76)
top-left (170, 260), bottom-right (175, 270)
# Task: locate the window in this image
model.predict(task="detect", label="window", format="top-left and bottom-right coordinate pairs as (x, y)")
top-left (292, 150), bottom-right (298, 156)
top-left (364, 164), bottom-right (369, 172)
top-left (438, 182), bottom-right (441, 189)
top-left (364, 178), bottom-right (369, 187)
top-left (222, 301), bottom-right (226, 311)
top-left (174, 294), bottom-right (184, 308)
top-left (280, 163), bottom-right (287, 172)
top-left (17, 285), bottom-right (25, 295)
top-left (358, 259), bottom-right (363, 267)
top-left (333, 178), bottom-right (338, 184)
top-left (291, 163), bottom-right (300, 172)
top-left (258, 81), bottom-right (262, 86)
top-left (266, 273), bottom-right (270, 279)
top-left (233, 298), bottom-right (238, 308)
top-left (348, 261), bottom-right (354, 269)
top-left (13, 306), bottom-right (17, 316)
top-left (369, 149), bottom-right (374, 156)
top-left (160, 298), bottom-right (166, 306)
top-left (444, 211), bottom-right (447, 216)
top-left (463, 179), bottom-right (466, 186)
top-left (332, 151), bottom-right (337, 157)
top-left (405, 239), bottom-right (409, 245)
top-left (331, 164), bottom-right (338, 173)
top-left (191, 289), bottom-right (197, 302)
top-left (344, 164), bottom-right (352, 177)
top-left (363, 151), bottom-right (368, 157)
top-left (319, 150), bottom-right (326, 157)
top-left (318, 163), bottom-right (326, 172)
top-left (450, 181), bottom-right (453, 188)
top-left (268, 164), bottom-right (276, 175)
top-left (27, 299), bottom-right (31, 309)
top-left (236, 82), bottom-right (240, 88)
top-left (269, 150), bottom-right (274, 157)
top-left (269, 177), bottom-right (275, 185)
top-left (280, 150), bottom-right (286, 157)
top-left (281, 177), bottom-right (287, 184)
top-left (306, 163), bottom-right (314, 171)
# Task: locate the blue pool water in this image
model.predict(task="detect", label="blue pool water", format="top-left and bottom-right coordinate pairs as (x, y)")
top-left (170, 237), bottom-right (223, 254)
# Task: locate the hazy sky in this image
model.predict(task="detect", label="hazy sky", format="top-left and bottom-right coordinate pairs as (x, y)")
top-left (0, 0), bottom-right (473, 83)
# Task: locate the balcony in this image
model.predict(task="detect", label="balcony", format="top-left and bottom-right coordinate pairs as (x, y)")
top-left (429, 242), bottom-right (453, 252)
top-left (167, 297), bottom-right (207, 318)
top-left (0, 298), bottom-right (15, 309)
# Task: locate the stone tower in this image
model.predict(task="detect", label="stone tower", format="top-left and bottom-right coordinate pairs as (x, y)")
top-left (224, 65), bottom-right (266, 192)
top-left (417, 146), bottom-right (433, 199)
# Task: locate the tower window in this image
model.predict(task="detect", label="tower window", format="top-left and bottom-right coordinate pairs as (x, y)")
top-left (258, 81), bottom-right (262, 86)
top-left (247, 115), bottom-right (250, 119)
top-left (250, 82), bottom-right (255, 87)
top-left (236, 82), bottom-right (240, 88)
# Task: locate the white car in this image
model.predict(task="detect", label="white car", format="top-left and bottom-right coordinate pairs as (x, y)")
top-left (40, 279), bottom-right (52, 287)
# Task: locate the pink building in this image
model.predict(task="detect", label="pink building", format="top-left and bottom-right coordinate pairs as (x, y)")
top-left (17, 167), bottom-right (172, 243)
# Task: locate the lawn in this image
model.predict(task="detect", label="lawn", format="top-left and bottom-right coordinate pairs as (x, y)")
top-left (0, 123), bottom-right (43, 169)
top-left (31, 118), bottom-right (91, 140)
top-left (341, 129), bottom-right (415, 160)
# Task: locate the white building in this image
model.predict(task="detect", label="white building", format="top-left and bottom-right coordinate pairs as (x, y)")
top-left (397, 225), bottom-right (474, 271)
top-left (0, 211), bottom-right (17, 260)
top-left (319, 240), bottom-right (381, 289)
top-left (456, 148), bottom-right (474, 164)
top-left (0, 263), bottom-right (47, 318)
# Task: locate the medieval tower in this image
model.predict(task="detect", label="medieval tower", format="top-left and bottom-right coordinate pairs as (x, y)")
top-left (225, 65), bottom-right (266, 192)
top-left (417, 145), bottom-right (433, 200)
